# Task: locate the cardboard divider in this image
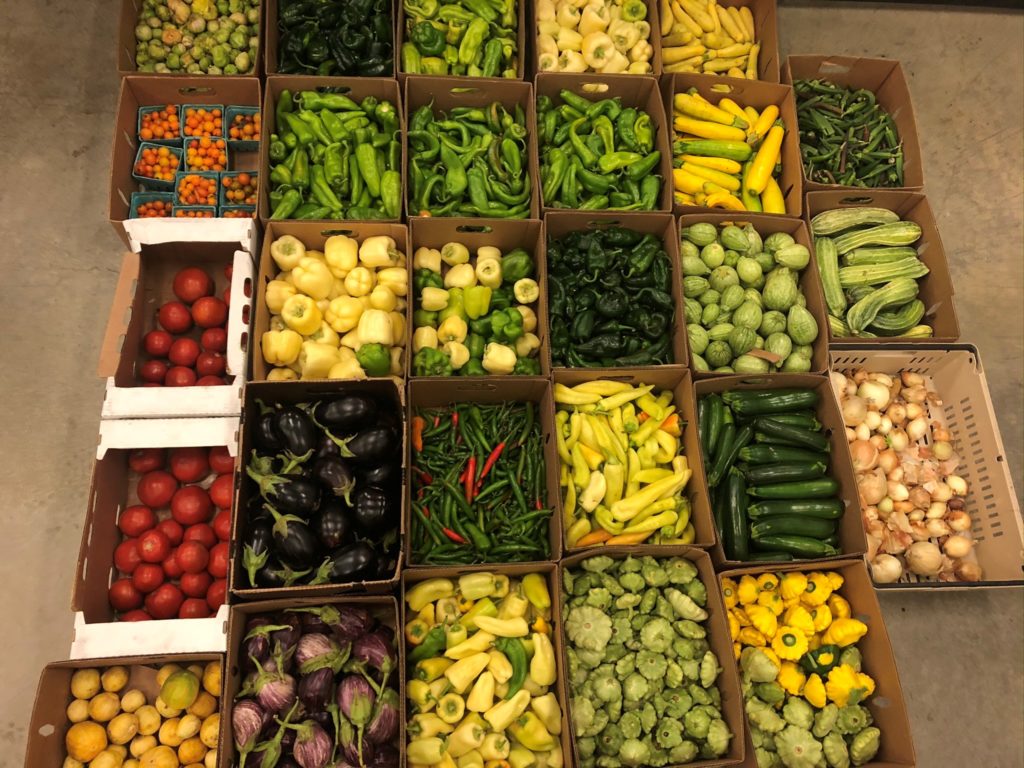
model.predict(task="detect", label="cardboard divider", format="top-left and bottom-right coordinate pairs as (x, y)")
top-left (403, 76), bottom-right (539, 218)
top-left (533, 73), bottom-right (674, 212)
top-left (806, 189), bottom-right (959, 343)
top-left (558, 546), bottom-right (746, 768)
top-left (230, 378), bottom-right (406, 600)
top-left (679, 212), bottom-right (830, 376)
top-left (408, 217), bottom-right (550, 378)
top-left (544, 210), bottom-right (688, 369)
top-left (829, 343), bottom-right (1023, 589)
top-left (221, 596), bottom-right (403, 768)
top-left (258, 76), bottom-right (405, 222)
top-left (554, 367), bottom-right (717, 550)
top-left (783, 55), bottom-right (924, 192)
top-left (251, 221), bottom-right (411, 382)
top-left (719, 558), bottom-right (916, 767)
top-left (405, 378), bottom-right (562, 566)
top-left (661, 74), bottom-right (802, 217)
top-left (692, 372), bottom-right (866, 567)
top-left (25, 653), bottom-right (224, 768)
top-left (110, 76), bottom-right (262, 242)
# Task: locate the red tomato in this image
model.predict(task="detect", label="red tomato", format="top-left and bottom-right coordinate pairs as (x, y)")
top-left (173, 267), bottom-right (214, 304)
top-left (176, 541), bottom-right (209, 574)
top-left (207, 579), bottom-right (228, 610)
top-left (137, 529), bottom-right (171, 563)
top-left (196, 351), bottom-right (226, 377)
top-left (137, 470), bottom-right (177, 507)
top-left (208, 446), bottom-right (235, 474)
top-left (140, 359), bottom-right (168, 384)
top-left (143, 330), bottom-right (173, 357)
top-left (156, 518), bottom-right (184, 546)
top-left (158, 301), bottom-right (193, 334)
top-left (179, 598), bottom-right (212, 619)
top-left (169, 447), bottom-right (210, 483)
top-left (118, 505), bottom-right (156, 537)
top-left (196, 375), bottom-right (226, 386)
top-left (165, 366), bottom-right (197, 387)
top-left (128, 448), bottom-right (165, 474)
top-left (209, 474), bottom-right (233, 510)
top-left (181, 570), bottom-right (213, 598)
top-left (212, 509), bottom-right (232, 541)
top-left (192, 296), bottom-right (228, 328)
top-left (201, 327), bottom-right (227, 352)
top-left (169, 338), bottom-right (201, 367)
top-left (208, 541), bottom-right (230, 578)
top-left (131, 562), bottom-right (165, 594)
top-left (121, 609), bottom-right (151, 622)
top-left (171, 485), bottom-right (212, 525)
top-left (225, 264), bottom-right (233, 280)
top-left (146, 583), bottom-right (184, 619)
top-left (162, 549), bottom-right (185, 579)
top-left (183, 523), bottom-right (217, 549)
top-left (114, 539), bottom-right (142, 574)
top-left (109, 578), bottom-right (143, 611)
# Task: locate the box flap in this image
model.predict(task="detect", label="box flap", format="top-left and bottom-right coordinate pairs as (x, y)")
top-left (97, 417), bottom-right (239, 458)
top-left (98, 252), bottom-right (141, 379)
top-left (122, 217), bottom-right (257, 255)
top-left (69, 606), bottom-right (229, 659)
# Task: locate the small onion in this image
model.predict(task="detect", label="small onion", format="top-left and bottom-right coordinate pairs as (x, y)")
top-left (886, 403), bottom-right (907, 425)
top-left (943, 535), bottom-right (973, 559)
top-left (870, 554), bottom-right (904, 584)
top-left (947, 510), bottom-right (973, 532)
top-left (877, 497), bottom-right (894, 516)
top-left (888, 429), bottom-right (909, 453)
top-left (858, 380), bottom-right (891, 410)
top-left (865, 411), bottom-right (882, 431)
top-left (903, 385), bottom-right (928, 404)
top-left (878, 449), bottom-right (899, 474)
top-left (906, 402), bottom-right (925, 420)
top-left (887, 481), bottom-right (910, 502)
top-left (927, 501), bottom-right (948, 519)
top-left (901, 371), bottom-right (925, 387)
top-left (855, 423), bottom-right (871, 442)
top-left (858, 470), bottom-right (887, 505)
top-left (888, 466), bottom-right (905, 484)
top-left (854, 369), bottom-right (869, 385)
top-left (955, 561), bottom-right (983, 582)
top-left (906, 541), bottom-right (943, 576)
top-left (829, 371), bottom-right (849, 402)
top-left (932, 426), bottom-right (951, 442)
top-left (869, 434), bottom-right (887, 451)
top-left (926, 519), bottom-right (951, 538)
top-left (878, 416), bottom-right (893, 435)
top-left (947, 475), bottom-right (968, 496)
top-left (850, 440), bottom-right (879, 472)
top-left (893, 500), bottom-right (914, 514)
top-left (908, 486), bottom-right (931, 510)
top-left (842, 396), bottom-right (867, 427)
top-left (930, 482), bottom-right (952, 503)
top-left (845, 427), bottom-right (856, 442)
top-left (908, 508), bottom-right (925, 522)
top-left (906, 416), bottom-right (929, 442)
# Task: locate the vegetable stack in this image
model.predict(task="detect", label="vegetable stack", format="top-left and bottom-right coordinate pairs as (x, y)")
top-left (682, 221), bottom-right (820, 374)
top-left (563, 554), bottom-right (733, 766)
top-left (276, 0), bottom-right (394, 77)
top-left (659, 0), bottom-right (760, 78)
top-left (535, 0), bottom-right (653, 74)
top-left (537, 89), bottom-right (663, 211)
top-left (404, 573), bottom-right (565, 766)
top-left (411, 242), bottom-right (542, 376)
top-left (699, 388), bottom-right (847, 561)
top-left (723, 569), bottom-right (882, 767)
top-left (401, 0), bottom-right (519, 76)
top-left (261, 233), bottom-right (407, 380)
top-left (410, 402), bottom-right (551, 563)
top-left (811, 207), bottom-right (933, 339)
top-left (555, 380), bottom-right (695, 548)
top-left (132, 0), bottom-right (260, 74)
top-left (547, 225), bottom-right (676, 367)
top-left (268, 89), bottom-right (402, 221)
top-left (671, 89), bottom-right (789, 213)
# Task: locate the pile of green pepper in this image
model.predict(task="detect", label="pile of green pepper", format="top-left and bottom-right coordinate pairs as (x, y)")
top-left (407, 100), bottom-right (532, 217)
top-left (276, 0), bottom-right (393, 76)
top-left (268, 89), bottom-right (402, 220)
top-left (401, 0), bottom-right (518, 77)
top-left (547, 226), bottom-right (676, 367)
top-left (538, 90), bottom-right (663, 211)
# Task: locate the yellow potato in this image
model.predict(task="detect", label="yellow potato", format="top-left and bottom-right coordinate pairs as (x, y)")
top-left (88, 692), bottom-right (122, 723)
top-left (89, 748), bottom-right (125, 768)
top-left (70, 669), bottom-right (101, 700)
top-left (65, 721), bottom-right (108, 763)
top-left (131, 735), bottom-right (158, 758)
top-left (203, 749), bottom-right (217, 768)
top-left (154, 696), bottom-right (182, 719)
top-left (177, 737), bottom-right (207, 765)
top-left (202, 663), bottom-right (221, 697)
top-left (186, 692), bottom-right (217, 720)
top-left (102, 667), bottom-right (130, 693)
top-left (176, 714), bottom-right (201, 740)
top-left (136, 706), bottom-right (162, 736)
top-left (121, 690), bottom-right (146, 714)
top-left (108, 713), bottom-right (140, 745)
top-left (66, 699), bottom-right (90, 724)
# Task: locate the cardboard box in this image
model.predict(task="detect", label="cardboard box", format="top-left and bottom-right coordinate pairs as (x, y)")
top-left (806, 190), bottom-right (959, 344)
top-left (408, 216), bottom-right (550, 378)
top-left (251, 221), bottom-right (411, 381)
top-left (221, 596), bottom-right (402, 768)
top-left (830, 344), bottom-right (1024, 589)
top-left (71, 417), bottom-right (238, 659)
top-left (110, 76), bottom-right (262, 238)
top-left (783, 56), bottom-right (924, 192)
top-left (230, 378), bottom-right (405, 600)
top-left (555, 367), bottom-right (718, 550)
top-left (404, 76), bottom-right (539, 219)
top-left (544, 211), bottom-right (688, 369)
top-left (692, 373), bottom-right (866, 567)
top-left (719, 558), bottom-right (916, 768)
top-left (559, 546), bottom-right (746, 768)
top-left (405, 378), bottom-right (562, 566)
top-left (117, 0), bottom-right (263, 76)
top-left (533, 73), bottom-right (674, 212)
top-left (258, 76), bottom-right (405, 222)
top-left (679, 212), bottom-right (830, 376)
top-left (25, 653), bottom-right (224, 768)
top-left (661, 75), bottom-right (803, 217)
top-left (98, 219), bottom-right (256, 419)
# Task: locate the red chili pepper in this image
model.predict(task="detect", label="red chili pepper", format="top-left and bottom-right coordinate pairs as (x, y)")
top-left (452, 412), bottom-right (460, 444)
top-left (433, 416), bottom-right (440, 428)
top-left (442, 527), bottom-right (467, 544)
top-left (535, 499), bottom-right (544, 510)
top-left (465, 456), bottom-right (476, 503)
top-left (413, 466), bottom-right (433, 485)
top-left (475, 441), bottom-right (506, 492)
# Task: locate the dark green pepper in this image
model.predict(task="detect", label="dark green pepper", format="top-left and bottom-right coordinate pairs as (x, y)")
top-left (411, 21), bottom-right (446, 55)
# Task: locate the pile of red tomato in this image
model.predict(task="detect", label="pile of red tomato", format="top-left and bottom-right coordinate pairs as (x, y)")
top-left (140, 266), bottom-right (231, 387)
top-left (109, 446), bottom-right (234, 620)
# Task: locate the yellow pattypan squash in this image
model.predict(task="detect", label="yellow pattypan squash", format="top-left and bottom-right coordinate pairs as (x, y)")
top-left (783, 605), bottom-right (816, 636)
top-left (825, 664), bottom-right (876, 707)
top-left (772, 625), bottom-right (809, 660)
top-left (746, 604), bottom-right (778, 639)
top-left (777, 661), bottom-right (806, 696)
top-left (737, 575), bottom-right (759, 606)
top-left (822, 618), bottom-right (868, 648)
top-left (801, 572), bottom-right (833, 606)
top-left (779, 572), bottom-right (808, 601)
top-left (803, 673), bottom-right (827, 708)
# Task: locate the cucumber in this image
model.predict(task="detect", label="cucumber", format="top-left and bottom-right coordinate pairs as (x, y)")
top-left (751, 534), bottom-right (840, 558)
top-left (697, 395), bottom-right (710, 462)
top-left (753, 412), bottom-right (821, 431)
top-left (747, 499), bottom-right (844, 519)
top-left (810, 207), bottom-right (900, 236)
top-left (724, 467), bottom-right (749, 561)
top-left (721, 389), bottom-right (820, 417)
top-left (869, 299), bottom-right (926, 336)
top-left (739, 445), bottom-right (830, 465)
top-left (708, 424), bottom-right (754, 488)
top-left (744, 461), bottom-right (828, 485)
top-left (749, 478), bottom-right (839, 499)
top-left (750, 515), bottom-right (837, 539)
top-left (754, 417), bottom-right (831, 452)
top-left (706, 394), bottom-right (726, 459)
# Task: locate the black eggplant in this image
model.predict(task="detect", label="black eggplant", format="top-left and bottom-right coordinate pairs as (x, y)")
top-left (326, 542), bottom-right (377, 582)
top-left (352, 486), bottom-right (394, 536)
top-left (334, 426), bottom-right (398, 465)
top-left (243, 519), bottom-right (275, 587)
top-left (313, 500), bottom-right (354, 550)
top-left (255, 412), bottom-right (282, 452)
top-left (274, 406), bottom-right (317, 460)
top-left (358, 461), bottom-right (399, 486)
top-left (315, 395), bottom-right (377, 432)
top-left (268, 506), bottom-right (322, 570)
top-left (313, 456), bottom-right (356, 504)
top-left (254, 558), bottom-right (311, 589)
top-left (248, 468), bottom-right (321, 518)
top-left (313, 433), bottom-right (340, 461)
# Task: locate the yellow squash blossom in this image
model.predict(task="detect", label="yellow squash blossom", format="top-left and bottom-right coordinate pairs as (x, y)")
top-left (737, 575), bottom-right (759, 605)
top-left (822, 618), bottom-right (868, 648)
top-left (772, 626), bottom-right (808, 661)
top-left (825, 664), bottom-right (876, 707)
top-left (777, 662), bottom-right (806, 696)
top-left (803, 673), bottom-right (827, 708)
top-left (783, 605), bottom-right (815, 636)
top-left (779, 572), bottom-right (808, 601)
top-left (746, 605), bottom-right (778, 639)
top-left (801, 572), bottom-right (833, 606)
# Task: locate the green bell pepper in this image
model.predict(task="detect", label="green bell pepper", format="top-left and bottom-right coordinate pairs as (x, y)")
top-left (413, 347), bottom-right (453, 377)
top-left (413, 309), bottom-right (439, 328)
top-left (489, 307), bottom-right (523, 343)
top-left (500, 249), bottom-right (534, 282)
top-left (461, 358), bottom-right (486, 376)
top-left (356, 343), bottom-right (391, 377)
top-left (414, 269), bottom-right (444, 292)
top-left (513, 357), bottom-right (541, 375)
top-left (465, 333), bottom-right (486, 359)
top-left (411, 21), bottom-right (446, 55)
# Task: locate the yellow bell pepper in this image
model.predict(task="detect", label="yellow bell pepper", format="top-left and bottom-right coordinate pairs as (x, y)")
top-left (299, 341), bottom-right (340, 379)
top-left (783, 605), bottom-right (816, 636)
top-left (492, 575), bottom-right (510, 598)
top-left (292, 257), bottom-right (333, 300)
top-left (413, 326), bottom-right (438, 352)
top-left (269, 314), bottom-right (287, 331)
top-left (344, 266), bottom-right (375, 297)
top-left (821, 618), bottom-right (868, 648)
top-left (473, 616), bottom-right (529, 638)
top-left (436, 596), bottom-right (461, 622)
top-left (507, 747), bottom-right (537, 768)
top-left (803, 673), bottom-right (827, 708)
top-left (265, 279), bottom-right (297, 314)
top-left (415, 657), bottom-right (452, 683)
top-left (261, 329), bottom-right (302, 366)
top-left (270, 234), bottom-right (306, 270)
top-left (721, 577), bottom-right (738, 609)
top-left (529, 632), bottom-right (556, 686)
top-left (324, 296), bottom-right (363, 333)
top-left (414, 247), bottom-right (442, 272)
top-left (801, 572), bottom-right (834, 606)
top-left (358, 235), bottom-right (399, 267)
top-left (482, 342), bottom-right (516, 374)
top-left (438, 316), bottom-right (469, 344)
top-left (508, 712), bottom-right (555, 752)
top-left (421, 286), bottom-right (449, 312)
top-left (389, 311), bottom-right (406, 346)
top-left (406, 578), bottom-right (454, 611)
top-left (407, 736), bottom-right (448, 763)
top-left (446, 632), bottom-right (496, 661)
top-left (521, 574), bottom-right (550, 611)
top-left (408, 713), bottom-right (454, 739)
top-left (367, 284), bottom-right (397, 312)
top-left (487, 650), bottom-right (513, 684)
top-left (494, 595), bottom-right (527, 623)
top-left (737, 575), bottom-right (759, 605)
top-left (267, 366), bottom-right (297, 381)
top-left (825, 664), bottom-right (876, 707)
top-left (460, 598), bottom-right (498, 631)
top-left (306, 322), bottom-right (339, 348)
top-left (475, 259), bottom-right (502, 289)
top-left (514, 333), bottom-right (541, 359)
top-left (827, 593), bottom-right (851, 620)
top-left (357, 308), bottom-right (393, 345)
top-left (484, 689), bottom-right (531, 732)
top-left (406, 618), bottom-right (430, 646)
top-left (441, 242), bottom-right (470, 265)
top-left (516, 305), bottom-right (537, 334)
top-left (445, 263), bottom-right (478, 289)
top-left (480, 732), bottom-right (511, 761)
top-left (281, 294), bottom-right (322, 335)
top-left (328, 277), bottom-right (346, 299)
top-left (745, 605), bottom-right (777, 639)
top-left (448, 716), bottom-right (487, 758)
top-left (779, 572), bottom-right (808, 601)
top-left (327, 357), bottom-right (366, 380)
top-left (772, 625), bottom-right (809, 660)
top-left (437, 692), bottom-right (466, 724)
top-left (445, 653), bottom-right (491, 694)
top-left (777, 661), bottom-right (806, 696)
top-left (467, 670), bottom-right (495, 713)
top-left (377, 266), bottom-right (409, 296)
top-left (459, 751), bottom-right (485, 768)
top-left (324, 235), bottom-right (358, 278)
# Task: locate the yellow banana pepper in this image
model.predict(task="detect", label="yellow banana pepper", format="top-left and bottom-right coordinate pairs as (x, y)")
top-left (564, 412), bottom-right (582, 452)
top-left (473, 616), bottom-right (529, 638)
top-left (507, 747), bottom-right (538, 768)
top-left (324, 235), bottom-right (358, 277)
top-left (603, 462), bottom-right (625, 507)
top-left (529, 632), bottom-right (556, 686)
top-left (577, 443), bottom-right (604, 471)
top-left (299, 341), bottom-right (340, 379)
top-left (483, 689), bottom-right (531, 732)
top-left (508, 712), bottom-right (555, 752)
top-left (265, 279), bottom-right (297, 314)
top-left (356, 308), bottom-right (393, 345)
top-left (610, 470), bottom-right (690, 520)
top-left (570, 444), bottom-right (590, 489)
top-left (553, 383), bottom-right (600, 405)
top-left (597, 384), bottom-right (653, 411)
top-left (407, 737), bottom-right (446, 764)
top-left (444, 653), bottom-right (491, 694)
top-left (407, 679), bottom-right (437, 713)
top-left (578, 470), bottom-right (607, 512)
top-left (530, 692), bottom-right (562, 736)
top-left (408, 713), bottom-right (454, 739)
top-left (822, 618), bottom-right (868, 647)
top-left (467, 670), bottom-right (495, 712)
top-left (635, 392), bottom-right (664, 420)
top-left (460, 573), bottom-right (500, 601)
top-left (498, 592), bottom-right (529, 620)
top-left (446, 623), bottom-right (469, 649)
top-left (448, 715), bottom-right (487, 758)
top-left (270, 234), bottom-right (306, 270)
top-left (261, 329), bottom-right (302, 366)
top-left (594, 505), bottom-right (625, 535)
top-left (653, 430), bottom-right (678, 463)
top-left (480, 732), bottom-right (511, 760)
top-left (406, 578), bottom-right (454, 611)
top-left (565, 517), bottom-right (589, 547)
top-left (415, 657), bottom-right (452, 683)
top-left (487, 650), bottom-right (513, 684)
top-left (292, 257), bottom-right (333, 300)
top-left (446, 632), bottom-right (496, 660)
top-left (358, 235), bottom-right (399, 267)
top-left (521, 574), bottom-right (551, 611)
top-left (281, 294), bottom-right (322, 335)
top-left (621, 498), bottom-right (676, 528)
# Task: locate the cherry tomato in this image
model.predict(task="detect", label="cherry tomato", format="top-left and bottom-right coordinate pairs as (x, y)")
top-left (128, 448), bottom-right (165, 474)
top-left (201, 327), bottom-right (227, 352)
top-left (109, 578), bottom-right (143, 611)
top-left (169, 447), bottom-right (210, 483)
top-left (208, 446), bottom-right (235, 474)
top-left (173, 267), bottom-right (214, 304)
top-left (207, 541), bottom-right (230, 578)
top-left (179, 598), bottom-right (212, 619)
top-left (209, 474), bottom-right (233, 510)
top-left (140, 359), bottom-right (169, 384)
top-left (156, 518), bottom-right (184, 546)
top-left (131, 562), bottom-right (165, 594)
top-left (212, 509), bottom-right (232, 541)
top-left (118, 505), bottom-right (156, 537)
top-left (169, 338), bottom-right (201, 367)
top-left (206, 579), bottom-right (228, 610)
top-left (162, 549), bottom-right (185, 579)
top-left (121, 609), bottom-right (152, 622)
top-left (171, 485), bottom-right (213, 525)
top-left (143, 330), bottom-right (173, 357)
top-left (180, 570), bottom-right (213, 598)
top-left (138, 529), bottom-right (171, 563)
top-left (196, 351), bottom-right (226, 377)
top-left (176, 541), bottom-right (209, 574)
top-left (146, 583), bottom-right (185, 619)
top-left (165, 366), bottom-right (198, 387)
top-left (183, 523), bottom-right (217, 549)
top-left (158, 301), bottom-right (193, 334)
top-left (192, 296), bottom-right (228, 328)
top-left (137, 470), bottom-right (177, 507)
top-left (196, 375), bottom-right (226, 386)
top-left (114, 538), bottom-right (142, 574)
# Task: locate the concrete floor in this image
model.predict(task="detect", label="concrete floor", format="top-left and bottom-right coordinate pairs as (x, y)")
top-left (0, 1), bottom-right (1020, 766)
